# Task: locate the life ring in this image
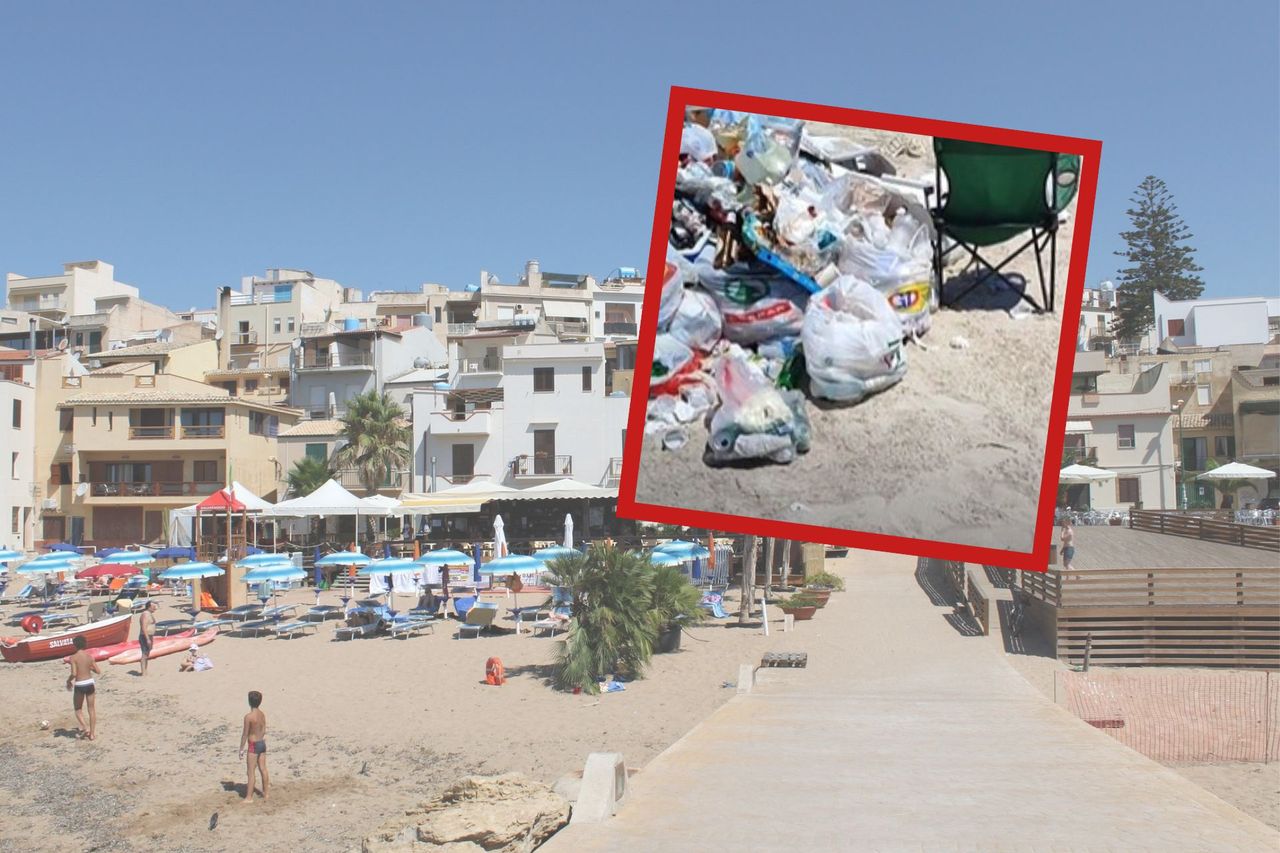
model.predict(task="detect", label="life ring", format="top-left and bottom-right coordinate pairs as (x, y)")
top-left (20, 615), bottom-right (44, 634)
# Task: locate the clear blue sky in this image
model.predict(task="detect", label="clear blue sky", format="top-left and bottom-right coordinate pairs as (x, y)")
top-left (1, 1), bottom-right (1276, 310)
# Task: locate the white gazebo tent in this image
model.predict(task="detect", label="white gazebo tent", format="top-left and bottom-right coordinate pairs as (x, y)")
top-left (267, 479), bottom-right (393, 548)
top-left (1058, 464), bottom-right (1118, 484)
top-left (1195, 462), bottom-right (1277, 509)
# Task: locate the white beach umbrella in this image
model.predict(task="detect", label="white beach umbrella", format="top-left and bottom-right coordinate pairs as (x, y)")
top-left (563, 513), bottom-right (574, 550)
top-left (1058, 464), bottom-right (1117, 484)
top-left (493, 515), bottom-right (508, 560)
top-left (1196, 462), bottom-right (1277, 508)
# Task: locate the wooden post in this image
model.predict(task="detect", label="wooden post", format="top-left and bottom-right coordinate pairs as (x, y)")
top-left (764, 537), bottom-right (775, 594)
top-left (739, 535), bottom-right (756, 625)
top-left (1083, 633), bottom-right (1093, 672)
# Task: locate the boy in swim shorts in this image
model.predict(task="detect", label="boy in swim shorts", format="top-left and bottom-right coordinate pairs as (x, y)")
top-left (65, 635), bottom-right (101, 740)
top-left (238, 690), bottom-right (269, 802)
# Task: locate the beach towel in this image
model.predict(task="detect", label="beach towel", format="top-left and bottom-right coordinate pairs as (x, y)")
top-left (368, 573), bottom-right (388, 596)
top-left (391, 572), bottom-right (417, 595)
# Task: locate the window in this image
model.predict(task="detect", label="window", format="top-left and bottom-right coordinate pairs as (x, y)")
top-left (1196, 384), bottom-right (1210, 406)
top-left (249, 411), bottom-right (279, 436)
top-left (1167, 319), bottom-right (1185, 337)
top-left (1117, 424), bottom-right (1135, 449)
top-left (245, 379), bottom-right (259, 392)
top-left (1117, 477), bottom-right (1141, 504)
top-left (11, 507), bottom-right (18, 534)
top-left (1215, 436), bottom-right (1235, 458)
top-left (193, 461), bottom-right (219, 482)
top-left (50, 463), bottom-right (70, 485)
top-left (533, 429), bottom-right (557, 474)
top-left (59, 409), bottom-right (73, 431)
top-left (91, 408), bottom-right (97, 427)
top-left (10, 452), bottom-right (17, 479)
top-left (452, 444), bottom-right (475, 480)
top-left (11, 399), bottom-right (19, 429)
top-left (0, 364), bottom-right (21, 382)
top-left (533, 367), bottom-right (555, 393)
top-left (305, 443), bottom-right (328, 462)
top-left (581, 366), bottom-right (592, 392)
top-left (107, 411), bottom-right (113, 431)
top-left (287, 317), bottom-right (295, 333)
top-left (434, 307), bottom-right (442, 322)
top-left (1264, 376), bottom-right (1280, 387)
top-left (1194, 359), bottom-right (1211, 374)
top-left (1071, 375), bottom-right (1098, 393)
top-left (273, 317), bottom-right (282, 334)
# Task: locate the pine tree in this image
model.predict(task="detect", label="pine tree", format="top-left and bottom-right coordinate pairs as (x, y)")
top-left (1112, 176), bottom-right (1204, 343)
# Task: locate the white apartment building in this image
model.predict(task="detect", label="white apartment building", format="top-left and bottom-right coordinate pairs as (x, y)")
top-left (474, 260), bottom-right (595, 340)
top-left (1152, 292), bottom-right (1280, 350)
top-left (410, 338), bottom-right (628, 494)
top-left (1065, 350), bottom-right (1177, 511)
top-left (0, 352), bottom-right (36, 551)
top-left (590, 267), bottom-right (644, 341)
top-left (5, 260), bottom-right (137, 321)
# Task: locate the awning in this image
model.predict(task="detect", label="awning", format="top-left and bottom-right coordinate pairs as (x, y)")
top-left (1065, 420), bottom-right (1093, 433)
top-left (541, 299), bottom-right (590, 320)
top-left (493, 479), bottom-right (619, 502)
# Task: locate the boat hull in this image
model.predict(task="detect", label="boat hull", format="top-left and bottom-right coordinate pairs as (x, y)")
top-left (0, 613), bottom-right (133, 663)
top-left (109, 627), bottom-right (216, 665)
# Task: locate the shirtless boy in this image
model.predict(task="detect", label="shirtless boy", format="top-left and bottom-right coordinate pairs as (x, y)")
top-left (238, 690), bottom-right (269, 802)
top-left (65, 635), bottom-right (101, 740)
top-left (138, 601), bottom-right (157, 676)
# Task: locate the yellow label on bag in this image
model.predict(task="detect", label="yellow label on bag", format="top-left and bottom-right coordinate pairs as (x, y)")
top-left (887, 281), bottom-right (931, 314)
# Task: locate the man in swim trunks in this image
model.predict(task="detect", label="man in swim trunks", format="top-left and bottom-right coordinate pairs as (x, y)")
top-left (65, 635), bottom-right (101, 740)
top-left (238, 690), bottom-right (269, 803)
top-left (1060, 518), bottom-right (1076, 572)
top-left (138, 600), bottom-right (157, 676)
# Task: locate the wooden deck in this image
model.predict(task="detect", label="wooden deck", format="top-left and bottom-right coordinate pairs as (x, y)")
top-left (1069, 526), bottom-right (1280, 570)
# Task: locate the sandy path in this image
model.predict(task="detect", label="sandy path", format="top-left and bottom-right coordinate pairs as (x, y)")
top-left (0, 588), bottom-right (771, 852)
top-left (636, 126), bottom-right (1076, 554)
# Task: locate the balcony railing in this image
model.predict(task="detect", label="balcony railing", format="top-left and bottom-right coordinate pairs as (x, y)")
top-left (447, 323), bottom-right (477, 336)
top-left (335, 468), bottom-right (407, 490)
top-left (1062, 446), bottom-right (1098, 465)
top-left (232, 331), bottom-right (259, 346)
top-left (605, 457), bottom-right (624, 486)
top-left (299, 353), bottom-right (374, 370)
top-left (181, 425), bottom-right (226, 439)
top-left (603, 321), bottom-right (638, 336)
top-left (90, 481), bottom-right (221, 498)
top-left (428, 410), bottom-right (493, 435)
top-left (510, 454), bottom-right (573, 478)
top-left (459, 357), bottom-right (502, 374)
top-left (128, 425), bottom-right (175, 440)
top-left (229, 292), bottom-right (291, 306)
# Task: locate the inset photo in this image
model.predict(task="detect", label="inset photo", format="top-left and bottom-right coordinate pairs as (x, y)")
top-left (619, 88), bottom-right (1103, 570)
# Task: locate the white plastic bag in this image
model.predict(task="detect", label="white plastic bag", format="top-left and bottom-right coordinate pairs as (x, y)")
top-left (680, 123), bottom-right (718, 162)
top-left (705, 349), bottom-right (810, 466)
top-left (801, 276), bottom-right (907, 403)
top-left (838, 210), bottom-right (935, 337)
top-left (667, 287), bottom-right (722, 352)
top-left (695, 257), bottom-right (807, 345)
top-left (657, 259), bottom-right (684, 332)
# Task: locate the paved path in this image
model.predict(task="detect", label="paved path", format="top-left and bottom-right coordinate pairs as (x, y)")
top-left (544, 550), bottom-right (1280, 852)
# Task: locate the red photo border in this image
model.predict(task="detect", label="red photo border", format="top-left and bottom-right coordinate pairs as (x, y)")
top-left (616, 86), bottom-right (1103, 573)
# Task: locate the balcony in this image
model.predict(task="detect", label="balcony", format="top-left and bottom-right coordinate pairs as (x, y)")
top-left (459, 356), bottom-right (502, 374)
top-left (298, 352), bottom-right (375, 371)
top-left (336, 468), bottom-right (407, 491)
top-left (129, 425), bottom-right (175, 440)
top-left (428, 410), bottom-right (492, 435)
top-left (1061, 446), bottom-right (1098, 466)
top-left (510, 454), bottom-right (573, 478)
top-left (546, 320), bottom-right (590, 338)
top-left (603, 321), bottom-right (638, 336)
top-left (181, 425), bottom-right (226, 439)
top-left (605, 457), bottom-right (624, 486)
top-left (229, 291), bottom-right (291, 306)
top-left (447, 323), bottom-right (477, 336)
top-left (90, 481), bottom-right (221, 498)
top-left (232, 331), bottom-right (259, 346)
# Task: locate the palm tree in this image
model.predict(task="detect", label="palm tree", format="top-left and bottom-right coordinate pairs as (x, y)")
top-left (545, 546), bottom-right (696, 694)
top-left (331, 391), bottom-right (411, 496)
top-left (287, 456), bottom-right (333, 498)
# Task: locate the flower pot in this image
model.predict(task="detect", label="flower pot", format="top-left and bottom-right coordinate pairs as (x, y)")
top-left (779, 605), bottom-right (816, 621)
top-left (804, 590), bottom-right (831, 607)
top-left (656, 622), bottom-right (682, 654)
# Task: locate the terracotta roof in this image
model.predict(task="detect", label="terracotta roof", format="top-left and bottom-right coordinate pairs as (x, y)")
top-left (89, 361), bottom-right (152, 376)
top-left (61, 390), bottom-right (233, 405)
top-left (204, 366), bottom-right (290, 377)
top-left (279, 419), bottom-right (344, 437)
top-left (0, 348), bottom-right (55, 360)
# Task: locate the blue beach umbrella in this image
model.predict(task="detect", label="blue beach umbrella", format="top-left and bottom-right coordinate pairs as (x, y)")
top-left (478, 554), bottom-right (546, 574)
top-left (650, 551), bottom-right (686, 567)
top-left (152, 546), bottom-right (195, 560)
top-left (158, 562), bottom-right (224, 580)
top-left (45, 542), bottom-right (81, 553)
top-left (414, 549), bottom-right (473, 566)
top-left (357, 558), bottom-right (419, 614)
top-left (533, 546), bottom-right (579, 561)
top-left (472, 542), bottom-right (482, 585)
top-left (238, 552), bottom-right (295, 567)
top-left (0, 549), bottom-right (24, 563)
top-left (100, 551), bottom-right (156, 565)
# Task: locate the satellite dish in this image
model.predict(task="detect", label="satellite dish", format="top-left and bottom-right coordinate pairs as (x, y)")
top-left (75, 483), bottom-right (89, 498)
top-left (291, 338), bottom-right (303, 350)
top-left (56, 338), bottom-right (68, 351)
top-left (214, 329), bottom-right (224, 341)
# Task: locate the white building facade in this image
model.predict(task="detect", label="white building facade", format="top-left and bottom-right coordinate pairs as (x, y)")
top-left (0, 355), bottom-right (37, 551)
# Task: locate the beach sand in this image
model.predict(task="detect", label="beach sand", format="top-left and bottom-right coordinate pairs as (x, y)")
top-left (635, 126), bottom-right (1077, 553)
top-left (0, 588), bottom-right (774, 852)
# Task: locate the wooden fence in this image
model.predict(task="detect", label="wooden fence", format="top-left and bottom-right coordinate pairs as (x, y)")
top-left (942, 561), bottom-right (990, 636)
top-left (1130, 509), bottom-right (1280, 552)
top-left (1020, 566), bottom-right (1280, 668)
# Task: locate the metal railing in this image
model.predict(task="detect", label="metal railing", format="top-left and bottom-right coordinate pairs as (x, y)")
top-left (128, 425), bottom-right (175, 440)
top-left (90, 481), bottom-right (222, 498)
top-left (1062, 446), bottom-right (1098, 465)
top-left (299, 352), bottom-right (374, 370)
top-left (459, 357), bottom-right (502, 373)
top-left (180, 425), bottom-right (225, 439)
top-left (447, 323), bottom-right (477, 336)
top-left (605, 457), bottom-right (624, 485)
top-left (335, 467), bottom-right (407, 490)
top-left (510, 454), bottom-right (572, 477)
top-left (603, 321), bottom-right (638, 336)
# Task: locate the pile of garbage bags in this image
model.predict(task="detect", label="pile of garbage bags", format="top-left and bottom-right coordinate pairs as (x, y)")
top-left (647, 110), bottom-right (938, 466)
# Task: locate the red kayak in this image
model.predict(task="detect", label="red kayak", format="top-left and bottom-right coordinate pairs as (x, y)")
top-left (79, 628), bottom-right (196, 662)
top-left (0, 613), bottom-right (132, 663)
top-left (109, 627), bottom-right (216, 665)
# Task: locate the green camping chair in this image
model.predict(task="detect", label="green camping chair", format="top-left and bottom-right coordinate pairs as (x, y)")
top-left (930, 139), bottom-right (1080, 313)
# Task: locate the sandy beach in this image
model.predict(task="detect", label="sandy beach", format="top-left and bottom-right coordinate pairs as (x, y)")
top-left (636, 125), bottom-right (1076, 553)
top-left (0, 587), bottom-right (774, 853)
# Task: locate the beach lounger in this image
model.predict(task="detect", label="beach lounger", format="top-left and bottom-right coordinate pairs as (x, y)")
top-left (388, 616), bottom-right (434, 638)
top-left (260, 604), bottom-right (299, 620)
top-left (154, 619), bottom-right (195, 635)
top-left (334, 608), bottom-right (385, 640)
top-left (530, 607), bottom-right (571, 637)
top-left (235, 619), bottom-right (280, 638)
top-left (457, 602), bottom-right (498, 639)
top-left (272, 620), bottom-right (318, 639)
top-left (223, 604), bottom-right (264, 622)
top-left (700, 592), bottom-right (729, 619)
top-left (304, 605), bottom-right (344, 622)
top-left (931, 138), bottom-right (1079, 313)
top-left (0, 584), bottom-right (35, 605)
top-left (193, 617), bottom-right (236, 633)
top-left (453, 596), bottom-right (477, 620)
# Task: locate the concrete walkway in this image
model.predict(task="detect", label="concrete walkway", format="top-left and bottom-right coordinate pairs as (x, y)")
top-left (544, 550), bottom-right (1280, 852)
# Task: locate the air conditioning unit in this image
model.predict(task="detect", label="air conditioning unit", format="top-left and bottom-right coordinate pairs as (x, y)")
top-left (61, 444), bottom-right (75, 455)
top-left (41, 499), bottom-right (58, 510)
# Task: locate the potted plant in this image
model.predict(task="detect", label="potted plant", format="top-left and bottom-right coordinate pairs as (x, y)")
top-left (652, 565), bottom-right (704, 653)
top-left (804, 571), bottom-right (845, 592)
top-left (775, 592), bottom-right (822, 621)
